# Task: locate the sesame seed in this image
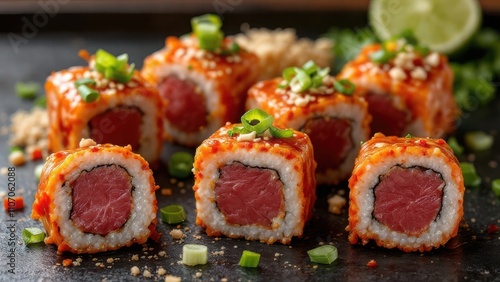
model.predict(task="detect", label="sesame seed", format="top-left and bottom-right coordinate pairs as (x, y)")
top-left (424, 52), bottom-right (440, 67)
top-left (388, 67), bottom-right (407, 81)
top-left (410, 67), bottom-right (428, 80)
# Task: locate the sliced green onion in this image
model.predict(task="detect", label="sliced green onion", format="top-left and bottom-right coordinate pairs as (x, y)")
top-left (15, 82), bottom-right (39, 99)
top-left (34, 96), bottom-right (47, 108)
top-left (492, 179), bottom-right (500, 196)
top-left (464, 131), bottom-right (494, 152)
top-left (302, 60), bottom-right (318, 75)
top-left (241, 109), bottom-right (274, 134)
top-left (492, 179), bottom-right (500, 197)
top-left (168, 152), bottom-right (194, 179)
top-left (74, 77), bottom-right (96, 87)
top-left (290, 68), bottom-right (312, 93)
top-left (460, 162), bottom-right (481, 188)
top-left (238, 250), bottom-right (261, 268)
top-left (182, 244), bottom-right (208, 266)
top-left (334, 79), bottom-right (355, 95)
top-left (94, 49), bottom-right (135, 83)
top-left (404, 134), bottom-right (413, 138)
top-left (282, 67), bottom-right (297, 81)
top-left (10, 146), bottom-right (23, 153)
top-left (394, 28), bottom-right (418, 46)
top-left (307, 245), bottom-right (338, 265)
top-left (414, 45), bottom-right (430, 56)
top-left (369, 48), bottom-right (395, 64)
top-left (191, 14), bottom-right (223, 51)
top-left (76, 84), bottom-right (100, 103)
top-left (269, 126), bottom-right (293, 138)
top-left (160, 204), bottom-right (186, 224)
top-left (34, 164), bottom-right (44, 180)
top-left (228, 125), bottom-right (250, 137)
top-left (22, 227), bottom-right (45, 245)
top-left (447, 136), bottom-right (464, 156)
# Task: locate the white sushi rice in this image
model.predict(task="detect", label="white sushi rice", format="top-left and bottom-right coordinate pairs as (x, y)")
top-left (52, 150), bottom-right (155, 253)
top-left (195, 149), bottom-right (307, 244)
top-left (351, 146), bottom-right (463, 250)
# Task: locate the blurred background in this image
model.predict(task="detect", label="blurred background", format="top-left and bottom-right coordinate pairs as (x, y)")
top-left (1, 0), bottom-right (499, 35)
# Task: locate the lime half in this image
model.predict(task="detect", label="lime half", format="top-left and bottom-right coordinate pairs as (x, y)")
top-left (369, 0), bottom-right (481, 54)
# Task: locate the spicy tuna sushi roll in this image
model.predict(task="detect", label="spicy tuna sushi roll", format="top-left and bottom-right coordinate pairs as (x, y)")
top-left (141, 14), bottom-right (259, 147)
top-left (337, 34), bottom-right (459, 138)
top-left (246, 61), bottom-right (370, 185)
top-left (193, 109), bottom-right (316, 244)
top-left (46, 49), bottom-right (164, 163)
top-left (347, 133), bottom-right (465, 252)
top-left (31, 139), bottom-right (159, 254)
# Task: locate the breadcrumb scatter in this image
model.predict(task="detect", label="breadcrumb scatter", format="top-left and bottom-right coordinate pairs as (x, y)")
top-left (157, 267), bottom-right (167, 276)
top-left (234, 27), bottom-right (333, 80)
top-left (130, 266), bottom-right (140, 276)
top-left (327, 194), bottom-right (347, 214)
top-left (170, 229), bottom-right (184, 240)
top-left (143, 269), bottom-right (152, 278)
top-left (131, 254), bottom-right (139, 261)
top-left (165, 275), bottom-right (182, 282)
top-left (8, 151), bottom-right (26, 166)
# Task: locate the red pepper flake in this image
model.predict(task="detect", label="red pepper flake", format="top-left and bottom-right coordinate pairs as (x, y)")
top-left (62, 258), bottom-right (73, 267)
top-left (3, 196), bottom-right (24, 211)
top-left (367, 259), bottom-right (377, 267)
top-left (487, 224), bottom-right (499, 234)
top-left (417, 139), bottom-right (428, 147)
top-left (31, 148), bottom-right (43, 161)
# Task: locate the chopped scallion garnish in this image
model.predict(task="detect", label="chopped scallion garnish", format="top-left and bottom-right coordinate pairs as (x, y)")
top-left (168, 152), bottom-right (194, 178)
top-left (307, 245), bottom-right (338, 264)
top-left (404, 134), bottom-right (413, 138)
top-left (34, 96), bottom-right (47, 108)
top-left (447, 136), bottom-right (464, 156)
top-left (333, 79), bottom-right (355, 95)
top-left (94, 49), bottom-right (135, 83)
top-left (15, 82), bottom-right (40, 99)
top-left (241, 108), bottom-right (274, 134)
top-left (460, 162), bottom-right (481, 188)
top-left (269, 126), bottom-right (294, 138)
top-left (182, 244), bottom-right (208, 266)
top-left (230, 109), bottom-right (294, 139)
top-left (369, 48), bottom-right (396, 64)
top-left (22, 227), bottom-right (45, 245)
top-left (280, 60), bottom-right (330, 93)
top-left (76, 84), bottom-right (100, 103)
top-left (464, 131), bottom-right (494, 152)
top-left (191, 14), bottom-right (224, 51)
top-left (34, 164), bottom-right (44, 180)
top-left (10, 146), bottom-right (23, 153)
top-left (74, 77), bottom-right (96, 87)
top-left (238, 250), bottom-right (261, 268)
top-left (492, 179), bottom-right (500, 197)
top-left (160, 204), bottom-right (186, 224)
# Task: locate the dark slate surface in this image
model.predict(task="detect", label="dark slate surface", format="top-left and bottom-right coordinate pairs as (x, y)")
top-left (0, 13), bottom-right (500, 282)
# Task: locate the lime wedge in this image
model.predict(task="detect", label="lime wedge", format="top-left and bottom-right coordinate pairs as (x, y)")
top-left (369, 0), bottom-right (481, 54)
